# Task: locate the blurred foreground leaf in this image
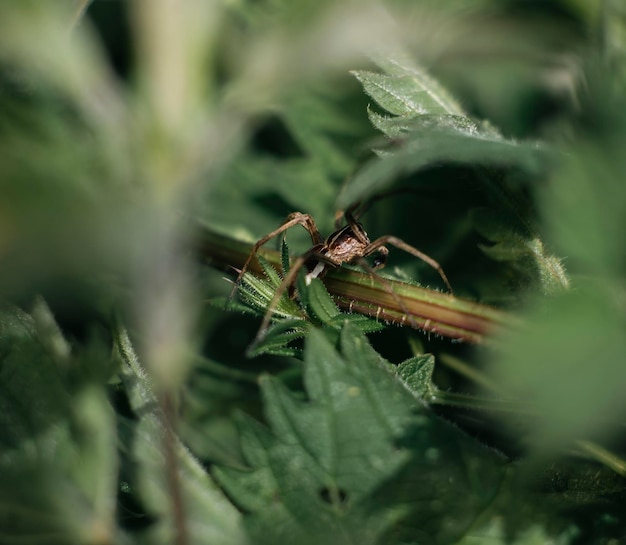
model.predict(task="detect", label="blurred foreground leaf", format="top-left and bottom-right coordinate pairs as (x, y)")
top-left (488, 73), bottom-right (626, 453)
top-left (0, 302), bottom-right (120, 545)
top-left (490, 284), bottom-right (626, 452)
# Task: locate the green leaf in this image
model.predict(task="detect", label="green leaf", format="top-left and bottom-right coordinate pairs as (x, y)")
top-left (396, 354), bottom-right (438, 402)
top-left (337, 123), bottom-right (546, 210)
top-left (246, 319), bottom-right (308, 358)
top-left (488, 283), bottom-right (626, 453)
top-left (352, 55), bottom-right (464, 118)
top-left (301, 277), bottom-right (341, 325)
top-left (328, 312), bottom-right (385, 334)
top-left (180, 355), bottom-right (261, 468)
top-left (215, 323), bottom-right (505, 545)
top-left (367, 109), bottom-right (482, 140)
top-left (341, 52), bottom-right (551, 277)
top-left (238, 257), bottom-right (303, 320)
top-left (0, 303), bottom-right (120, 544)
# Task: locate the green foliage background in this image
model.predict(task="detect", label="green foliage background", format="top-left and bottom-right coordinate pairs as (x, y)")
top-left (0, 1), bottom-right (625, 544)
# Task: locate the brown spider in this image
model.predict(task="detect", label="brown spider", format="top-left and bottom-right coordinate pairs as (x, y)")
top-left (228, 205), bottom-right (452, 344)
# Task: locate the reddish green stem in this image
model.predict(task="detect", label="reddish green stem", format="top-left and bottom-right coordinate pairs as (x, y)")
top-left (198, 226), bottom-right (512, 344)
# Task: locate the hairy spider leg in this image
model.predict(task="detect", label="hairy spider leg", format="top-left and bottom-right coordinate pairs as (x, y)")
top-left (227, 212), bottom-right (324, 305)
top-left (343, 207), bottom-right (451, 291)
top-left (364, 236), bottom-right (453, 293)
top-left (333, 210), bottom-right (452, 331)
top-left (334, 201), bottom-right (368, 230)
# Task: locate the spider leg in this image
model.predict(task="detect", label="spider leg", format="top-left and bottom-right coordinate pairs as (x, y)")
top-left (334, 200), bottom-right (367, 230)
top-left (343, 205), bottom-right (371, 245)
top-left (253, 249), bottom-right (336, 344)
top-left (364, 236), bottom-right (453, 293)
top-left (370, 246), bottom-right (388, 270)
top-left (227, 212), bottom-right (323, 305)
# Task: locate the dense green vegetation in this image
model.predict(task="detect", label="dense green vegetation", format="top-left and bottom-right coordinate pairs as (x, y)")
top-left (1, 1), bottom-right (625, 544)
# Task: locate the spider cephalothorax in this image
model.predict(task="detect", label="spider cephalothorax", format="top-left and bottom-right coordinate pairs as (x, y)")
top-left (304, 220), bottom-right (386, 284)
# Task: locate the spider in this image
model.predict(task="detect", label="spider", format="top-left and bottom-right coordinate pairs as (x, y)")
top-left (228, 204), bottom-right (453, 344)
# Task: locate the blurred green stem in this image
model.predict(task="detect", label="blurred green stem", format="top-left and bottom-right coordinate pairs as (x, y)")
top-left (70, 0), bottom-right (93, 28)
top-left (198, 226), bottom-right (513, 344)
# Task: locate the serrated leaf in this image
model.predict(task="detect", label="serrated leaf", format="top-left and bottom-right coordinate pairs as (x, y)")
top-left (367, 109), bottom-right (481, 139)
top-left (352, 66), bottom-right (462, 118)
top-left (337, 125), bottom-right (546, 210)
top-left (396, 354), bottom-right (438, 401)
top-left (238, 258), bottom-right (303, 320)
top-left (328, 312), bottom-right (385, 334)
top-left (371, 52), bottom-right (466, 114)
top-left (302, 277), bottom-right (341, 325)
top-left (212, 413), bottom-right (279, 513)
top-left (256, 255), bottom-right (283, 289)
top-left (245, 319), bottom-right (307, 358)
top-left (216, 323), bottom-right (505, 545)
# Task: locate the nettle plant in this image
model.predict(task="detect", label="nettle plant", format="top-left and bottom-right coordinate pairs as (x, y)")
top-left (1, 2), bottom-right (626, 545)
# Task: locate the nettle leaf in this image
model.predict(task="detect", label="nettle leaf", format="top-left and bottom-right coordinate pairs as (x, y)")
top-left (236, 248), bottom-right (384, 356)
top-left (0, 303), bottom-right (119, 544)
top-left (337, 120), bottom-right (546, 210)
top-left (396, 354), bottom-right (438, 402)
top-left (352, 56), bottom-right (464, 118)
top-left (299, 276), bottom-right (341, 324)
top-left (339, 53), bottom-right (548, 221)
top-left (367, 109), bottom-right (483, 140)
top-left (246, 276), bottom-right (383, 357)
top-left (246, 319), bottom-right (308, 358)
top-left (215, 323), bottom-right (505, 545)
top-left (114, 326), bottom-right (248, 545)
top-left (238, 256), bottom-right (304, 320)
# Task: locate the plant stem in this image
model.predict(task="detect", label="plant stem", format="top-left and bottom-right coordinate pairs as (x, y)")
top-left (70, 0), bottom-right (93, 29)
top-left (161, 392), bottom-right (189, 545)
top-left (198, 226), bottom-right (513, 344)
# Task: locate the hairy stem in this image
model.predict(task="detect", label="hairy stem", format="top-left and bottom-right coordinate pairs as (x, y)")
top-left (70, 0), bottom-right (93, 29)
top-left (199, 226), bottom-right (513, 344)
